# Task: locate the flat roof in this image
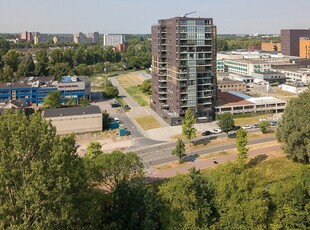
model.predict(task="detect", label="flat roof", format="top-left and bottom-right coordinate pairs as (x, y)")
top-left (43, 106), bottom-right (101, 118)
top-left (216, 91), bottom-right (286, 107)
top-left (216, 91), bottom-right (254, 107)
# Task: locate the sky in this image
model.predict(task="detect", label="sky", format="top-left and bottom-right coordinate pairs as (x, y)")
top-left (1, 0), bottom-right (310, 34)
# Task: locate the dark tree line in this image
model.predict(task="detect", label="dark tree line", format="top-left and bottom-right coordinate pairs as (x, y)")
top-left (0, 110), bottom-right (310, 229)
top-left (0, 36), bottom-right (152, 82)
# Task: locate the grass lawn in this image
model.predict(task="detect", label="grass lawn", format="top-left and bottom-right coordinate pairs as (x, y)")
top-left (136, 115), bottom-right (161, 130)
top-left (124, 86), bottom-right (150, 106)
top-left (234, 114), bottom-right (270, 126)
top-left (117, 73), bottom-right (150, 106)
top-left (117, 74), bottom-right (145, 86)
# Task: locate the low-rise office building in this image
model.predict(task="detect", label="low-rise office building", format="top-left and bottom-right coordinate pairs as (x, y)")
top-left (251, 72), bottom-right (287, 84)
top-left (217, 80), bottom-right (247, 92)
top-left (0, 76), bottom-right (91, 105)
top-left (43, 106), bottom-right (102, 135)
top-left (215, 91), bottom-right (286, 115)
top-left (279, 83), bottom-right (308, 94)
top-left (261, 42), bottom-right (281, 52)
top-left (274, 68), bottom-right (310, 84)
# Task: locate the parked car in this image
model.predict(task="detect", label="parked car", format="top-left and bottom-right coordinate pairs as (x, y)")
top-left (233, 125), bottom-right (241, 131)
top-left (202, 130), bottom-right (212, 136)
top-left (252, 124), bottom-right (260, 129)
top-left (270, 121), bottom-right (277, 126)
top-left (125, 129), bottom-right (131, 136)
top-left (211, 128), bottom-right (222, 134)
top-left (113, 117), bottom-right (123, 124)
top-left (242, 125), bottom-right (252, 130)
top-left (111, 102), bottom-right (121, 108)
top-left (124, 104), bottom-right (131, 110)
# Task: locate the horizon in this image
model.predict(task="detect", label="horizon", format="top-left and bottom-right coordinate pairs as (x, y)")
top-left (1, 0), bottom-right (310, 34)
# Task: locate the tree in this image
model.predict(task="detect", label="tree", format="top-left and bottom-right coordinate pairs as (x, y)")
top-left (171, 138), bottom-right (186, 163)
top-left (43, 91), bottom-right (62, 108)
top-left (49, 48), bottom-right (63, 65)
top-left (1, 64), bottom-right (15, 82)
top-left (3, 50), bottom-right (21, 72)
top-left (91, 151), bottom-right (144, 191)
top-left (86, 141), bottom-right (103, 159)
top-left (276, 90), bottom-right (310, 163)
top-left (212, 164), bottom-right (270, 229)
top-left (140, 79), bottom-right (152, 94)
top-left (104, 85), bottom-right (119, 98)
top-left (159, 171), bottom-right (215, 229)
top-left (236, 128), bottom-right (249, 166)
top-left (16, 54), bottom-right (35, 77)
top-left (0, 38), bottom-right (10, 56)
top-left (35, 49), bottom-right (49, 76)
top-left (79, 97), bottom-right (90, 106)
top-left (260, 120), bottom-right (270, 134)
top-left (100, 182), bottom-right (162, 230)
top-left (102, 112), bottom-right (111, 130)
top-left (0, 111), bottom-right (94, 228)
top-left (49, 62), bottom-right (70, 80)
top-left (218, 112), bottom-right (235, 135)
top-left (182, 108), bottom-right (197, 144)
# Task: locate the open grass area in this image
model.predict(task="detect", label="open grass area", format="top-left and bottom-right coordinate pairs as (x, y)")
top-left (117, 74), bottom-right (145, 86)
top-left (116, 73), bottom-right (150, 106)
top-left (136, 115), bottom-right (161, 130)
top-left (123, 86), bottom-right (150, 106)
top-left (234, 114), bottom-right (270, 126)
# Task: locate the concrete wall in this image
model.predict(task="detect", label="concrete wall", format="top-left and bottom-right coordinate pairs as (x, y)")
top-left (46, 113), bottom-right (102, 135)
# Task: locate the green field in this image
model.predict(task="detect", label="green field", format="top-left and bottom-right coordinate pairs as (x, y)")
top-left (135, 115), bottom-right (161, 130)
top-left (123, 86), bottom-right (150, 106)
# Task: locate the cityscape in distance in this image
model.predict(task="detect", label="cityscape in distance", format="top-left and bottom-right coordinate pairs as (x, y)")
top-left (1, 0), bottom-right (310, 228)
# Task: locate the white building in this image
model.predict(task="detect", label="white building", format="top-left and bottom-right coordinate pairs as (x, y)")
top-left (103, 34), bottom-right (126, 46)
top-left (215, 91), bottom-right (287, 115)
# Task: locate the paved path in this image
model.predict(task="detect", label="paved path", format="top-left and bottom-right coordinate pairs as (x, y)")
top-left (146, 144), bottom-right (281, 181)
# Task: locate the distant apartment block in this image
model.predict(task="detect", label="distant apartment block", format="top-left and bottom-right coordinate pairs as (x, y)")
top-left (261, 42), bottom-right (281, 52)
top-left (281, 29), bottom-right (310, 56)
top-left (20, 31), bottom-right (33, 42)
top-left (151, 16), bottom-right (217, 125)
top-left (103, 34), bottom-right (126, 47)
top-left (299, 37), bottom-right (310, 58)
top-left (74, 32), bottom-right (99, 44)
top-left (53, 35), bottom-right (74, 44)
top-left (33, 32), bottom-right (53, 44)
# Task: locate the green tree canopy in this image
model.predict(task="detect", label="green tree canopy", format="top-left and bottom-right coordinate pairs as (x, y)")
top-left (140, 79), bottom-right (152, 94)
top-left (35, 49), bottom-right (49, 76)
top-left (3, 50), bottom-right (21, 72)
top-left (16, 54), bottom-right (35, 78)
top-left (43, 91), bottom-right (62, 108)
top-left (86, 141), bottom-right (103, 159)
top-left (90, 150), bottom-right (144, 191)
top-left (0, 111), bottom-right (93, 228)
top-left (104, 85), bottom-right (119, 98)
top-left (171, 138), bottom-right (186, 163)
top-left (218, 112), bottom-right (235, 134)
top-left (159, 170), bottom-right (215, 229)
top-left (276, 90), bottom-right (310, 163)
top-left (260, 120), bottom-right (270, 134)
top-left (236, 128), bottom-right (249, 166)
top-left (182, 108), bottom-right (197, 143)
top-left (211, 164), bottom-right (270, 229)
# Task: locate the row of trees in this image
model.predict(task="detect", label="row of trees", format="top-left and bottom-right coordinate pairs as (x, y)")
top-left (0, 36), bottom-right (152, 83)
top-left (2, 110), bottom-right (309, 228)
top-left (217, 36), bottom-right (281, 52)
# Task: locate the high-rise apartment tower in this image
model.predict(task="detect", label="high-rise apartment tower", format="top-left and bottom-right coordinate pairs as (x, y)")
top-left (281, 29), bottom-right (310, 56)
top-left (151, 16), bottom-right (217, 125)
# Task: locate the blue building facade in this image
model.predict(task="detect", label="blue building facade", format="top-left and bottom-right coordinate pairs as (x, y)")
top-left (0, 76), bottom-right (91, 105)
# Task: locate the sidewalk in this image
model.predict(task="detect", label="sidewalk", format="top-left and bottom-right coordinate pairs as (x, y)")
top-left (146, 144), bottom-right (281, 181)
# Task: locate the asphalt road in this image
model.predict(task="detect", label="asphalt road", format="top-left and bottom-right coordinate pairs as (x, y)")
top-left (141, 136), bottom-right (276, 166)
